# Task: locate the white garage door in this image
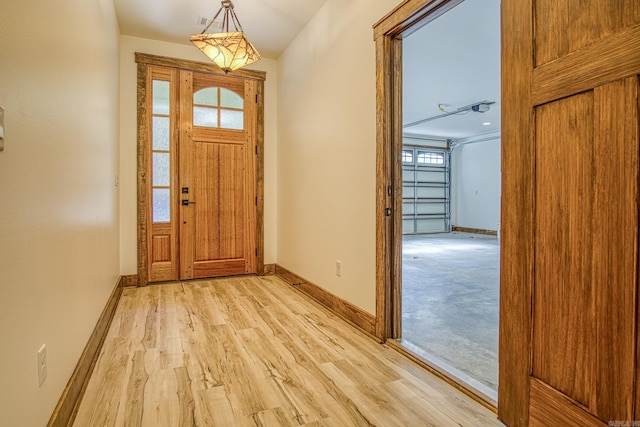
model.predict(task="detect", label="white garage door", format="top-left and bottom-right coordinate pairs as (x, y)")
top-left (402, 146), bottom-right (451, 234)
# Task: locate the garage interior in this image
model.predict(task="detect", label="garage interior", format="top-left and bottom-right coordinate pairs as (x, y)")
top-left (399, 0), bottom-right (501, 402)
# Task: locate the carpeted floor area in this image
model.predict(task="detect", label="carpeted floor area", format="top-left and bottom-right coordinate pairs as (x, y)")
top-left (401, 232), bottom-right (499, 400)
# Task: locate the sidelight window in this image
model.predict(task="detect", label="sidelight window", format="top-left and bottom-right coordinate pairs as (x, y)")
top-left (151, 79), bottom-right (171, 223)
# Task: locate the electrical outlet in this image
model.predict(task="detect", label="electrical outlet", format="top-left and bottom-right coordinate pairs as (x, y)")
top-left (37, 344), bottom-right (47, 387)
top-left (336, 260), bottom-right (342, 277)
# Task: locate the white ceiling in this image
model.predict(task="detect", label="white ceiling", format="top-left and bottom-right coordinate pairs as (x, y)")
top-left (402, 0), bottom-right (501, 140)
top-left (114, 0), bottom-right (500, 140)
top-left (113, 0), bottom-right (328, 59)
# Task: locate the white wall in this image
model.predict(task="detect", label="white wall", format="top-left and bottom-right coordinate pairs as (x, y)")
top-left (119, 36), bottom-right (279, 274)
top-left (451, 137), bottom-right (501, 231)
top-left (277, 0), bottom-right (400, 315)
top-left (0, 0), bottom-right (120, 425)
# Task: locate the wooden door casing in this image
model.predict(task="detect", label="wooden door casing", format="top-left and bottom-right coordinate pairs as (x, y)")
top-left (136, 53), bottom-right (265, 286)
top-left (500, 1), bottom-right (640, 426)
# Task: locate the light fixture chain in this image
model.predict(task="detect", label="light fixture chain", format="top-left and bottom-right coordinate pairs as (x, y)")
top-left (229, 9), bottom-right (244, 32)
top-left (223, 7), bottom-right (229, 32)
top-left (201, 4), bottom-right (226, 34)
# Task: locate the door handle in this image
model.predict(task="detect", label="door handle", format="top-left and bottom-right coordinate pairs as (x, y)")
top-left (181, 199), bottom-right (196, 206)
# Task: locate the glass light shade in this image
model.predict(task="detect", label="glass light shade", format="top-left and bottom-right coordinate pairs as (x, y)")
top-left (190, 31), bottom-right (260, 73)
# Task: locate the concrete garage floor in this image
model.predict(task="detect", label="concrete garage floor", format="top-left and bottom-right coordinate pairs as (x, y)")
top-left (401, 232), bottom-right (499, 401)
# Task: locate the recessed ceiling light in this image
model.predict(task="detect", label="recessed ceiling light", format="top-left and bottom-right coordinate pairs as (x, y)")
top-left (483, 122), bottom-right (491, 126)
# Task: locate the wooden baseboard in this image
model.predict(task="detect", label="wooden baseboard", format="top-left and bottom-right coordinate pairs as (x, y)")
top-left (451, 226), bottom-right (498, 236)
top-left (121, 274), bottom-right (138, 287)
top-left (48, 276), bottom-right (124, 427)
top-left (262, 263), bottom-right (276, 276)
top-left (274, 265), bottom-right (376, 337)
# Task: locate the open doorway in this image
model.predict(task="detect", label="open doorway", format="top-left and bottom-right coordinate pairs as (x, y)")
top-left (381, 0), bottom-right (501, 405)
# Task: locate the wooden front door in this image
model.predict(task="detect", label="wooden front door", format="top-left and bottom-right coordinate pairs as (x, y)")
top-left (500, 1), bottom-right (640, 426)
top-left (178, 70), bottom-right (257, 280)
top-left (137, 54), bottom-right (264, 285)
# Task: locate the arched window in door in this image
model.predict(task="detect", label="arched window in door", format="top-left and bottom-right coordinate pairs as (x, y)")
top-left (193, 87), bottom-right (244, 130)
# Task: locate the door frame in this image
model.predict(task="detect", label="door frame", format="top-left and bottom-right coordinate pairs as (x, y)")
top-left (372, 0), bottom-right (499, 407)
top-left (135, 53), bottom-right (266, 286)
top-left (372, 0), bottom-right (465, 342)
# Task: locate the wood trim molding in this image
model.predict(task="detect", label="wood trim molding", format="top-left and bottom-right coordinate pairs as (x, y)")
top-left (373, 0), bottom-right (463, 40)
top-left (136, 61), bottom-right (150, 287)
top-left (374, 34), bottom-right (394, 342)
top-left (373, 0), bottom-right (466, 346)
top-left (498, 0), bottom-right (534, 425)
top-left (451, 226), bottom-right (498, 236)
top-left (121, 274), bottom-right (138, 287)
top-left (274, 265), bottom-right (376, 337)
top-left (255, 80), bottom-right (266, 276)
top-left (135, 53), bottom-right (266, 81)
top-left (262, 263), bottom-right (276, 275)
top-left (47, 276), bottom-right (124, 426)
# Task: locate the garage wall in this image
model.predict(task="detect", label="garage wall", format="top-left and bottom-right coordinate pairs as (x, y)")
top-left (451, 136), bottom-right (501, 232)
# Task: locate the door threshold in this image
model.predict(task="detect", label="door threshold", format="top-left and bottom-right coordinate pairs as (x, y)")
top-left (385, 338), bottom-right (498, 413)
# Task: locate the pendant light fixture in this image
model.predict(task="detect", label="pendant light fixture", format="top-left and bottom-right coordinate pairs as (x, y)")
top-left (190, 0), bottom-right (260, 73)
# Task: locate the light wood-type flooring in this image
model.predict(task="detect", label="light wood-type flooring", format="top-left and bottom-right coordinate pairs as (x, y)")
top-left (73, 275), bottom-right (503, 426)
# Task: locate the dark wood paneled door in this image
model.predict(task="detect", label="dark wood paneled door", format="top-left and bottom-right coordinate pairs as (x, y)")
top-left (500, 1), bottom-right (640, 426)
top-left (141, 57), bottom-right (261, 284)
